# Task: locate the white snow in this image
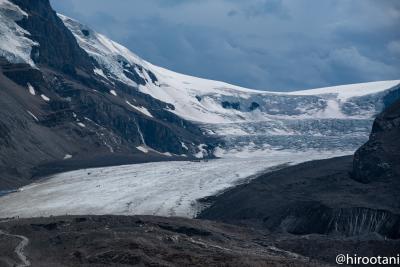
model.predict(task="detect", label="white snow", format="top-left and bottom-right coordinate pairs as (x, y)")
top-left (77, 122), bottom-right (85, 128)
top-left (58, 14), bottom-right (140, 87)
top-left (181, 142), bottom-right (189, 150)
top-left (126, 100), bottom-right (153, 118)
top-left (27, 83), bottom-right (35, 95)
top-left (63, 154), bottom-right (72, 160)
top-left (58, 13), bottom-right (400, 125)
top-left (194, 144), bottom-right (208, 159)
top-left (40, 94), bottom-right (50, 102)
top-left (109, 90), bottom-right (117, 96)
top-left (287, 80), bottom-right (400, 101)
top-left (0, 150), bottom-right (351, 219)
top-left (93, 68), bottom-right (107, 79)
top-left (0, 0), bottom-right (38, 67)
top-left (136, 146), bottom-right (149, 153)
top-left (26, 110), bottom-right (38, 122)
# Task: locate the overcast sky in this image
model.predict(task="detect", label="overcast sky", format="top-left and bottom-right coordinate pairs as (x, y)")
top-left (51, 0), bottom-right (400, 91)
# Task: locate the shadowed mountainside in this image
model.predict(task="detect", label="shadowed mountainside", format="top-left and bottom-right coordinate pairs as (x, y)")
top-left (0, 0), bottom-right (216, 190)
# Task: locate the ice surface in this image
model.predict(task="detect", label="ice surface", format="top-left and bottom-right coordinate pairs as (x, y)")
top-left (0, 0), bottom-right (38, 67)
top-left (0, 150), bottom-right (351, 219)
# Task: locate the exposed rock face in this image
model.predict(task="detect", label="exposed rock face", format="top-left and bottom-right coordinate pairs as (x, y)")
top-left (0, 0), bottom-right (216, 190)
top-left (10, 0), bottom-right (94, 74)
top-left (353, 99), bottom-right (400, 182)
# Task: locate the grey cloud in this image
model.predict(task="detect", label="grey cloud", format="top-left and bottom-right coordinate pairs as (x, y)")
top-left (50, 0), bottom-right (400, 91)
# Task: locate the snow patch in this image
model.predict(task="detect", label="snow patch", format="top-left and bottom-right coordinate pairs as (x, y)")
top-left (63, 154), bottom-right (72, 160)
top-left (181, 142), bottom-right (189, 150)
top-left (136, 146), bottom-right (149, 153)
top-left (126, 100), bottom-right (153, 118)
top-left (40, 94), bottom-right (50, 102)
top-left (94, 68), bottom-right (107, 79)
top-left (110, 90), bottom-right (117, 96)
top-left (77, 122), bottom-right (86, 128)
top-left (26, 110), bottom-right (38, 122)
top-left (27, 83), bottom-right (35, 95)
top-left (195, 144), bottom-right (208, 159)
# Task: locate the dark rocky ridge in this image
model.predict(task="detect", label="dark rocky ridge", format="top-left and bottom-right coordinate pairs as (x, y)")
top-left (10, 0), bottom-right (95, 74)
top-left (199, 99), bottom-right (400, 240)
top-left (353, 99), bottom-right (400, 182)
top-left (0, 0), bottom-right (218, 190)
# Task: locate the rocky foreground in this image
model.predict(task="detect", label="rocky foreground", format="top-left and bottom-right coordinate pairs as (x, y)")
top-left (0, 215), bottom-right (332, 267)
top-left (1, 214), bottom-right (399, 267)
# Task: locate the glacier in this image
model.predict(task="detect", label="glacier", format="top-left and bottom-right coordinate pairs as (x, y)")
top-left (0, 149), bottom-right (351, 219)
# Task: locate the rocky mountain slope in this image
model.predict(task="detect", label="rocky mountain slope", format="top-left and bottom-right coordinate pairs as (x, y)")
top-left (199, 99), bottom-right (400, 240)
top-left (0, 0), bottom-right (215, 190)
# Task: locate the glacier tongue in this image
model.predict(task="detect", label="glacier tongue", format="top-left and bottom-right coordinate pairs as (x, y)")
top-left (0, 149), bottom-right (351, 219)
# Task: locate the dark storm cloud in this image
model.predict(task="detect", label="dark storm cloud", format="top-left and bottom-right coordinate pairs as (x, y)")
top-left (50, 0), bottom-right (400, 91)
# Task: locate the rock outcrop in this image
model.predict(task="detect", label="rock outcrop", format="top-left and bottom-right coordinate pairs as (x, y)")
top-left (353, 99), bottom-right (400, 182)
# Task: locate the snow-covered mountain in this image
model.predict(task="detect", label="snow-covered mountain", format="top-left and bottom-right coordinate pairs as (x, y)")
top-left (60, 14), bottom-right (400, 124)
top-left (58, 13), bottom-right (400, 154)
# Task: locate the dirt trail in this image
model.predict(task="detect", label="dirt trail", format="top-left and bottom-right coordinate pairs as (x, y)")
top-left (0, 230), bottom-right (30, 267)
